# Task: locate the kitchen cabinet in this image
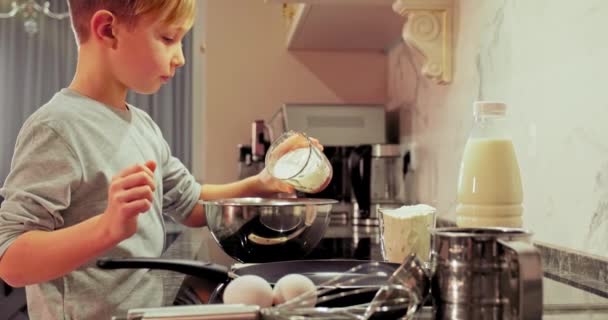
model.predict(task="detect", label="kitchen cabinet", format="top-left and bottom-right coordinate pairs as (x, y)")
top-left (266, 0), bottom-right (455, 84)
top-left (265, 0), bottom-right (404, 51)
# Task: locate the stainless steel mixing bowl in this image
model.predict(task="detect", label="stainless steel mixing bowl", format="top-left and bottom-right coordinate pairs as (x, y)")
top-left (202, 197), bottom-right (337, 263)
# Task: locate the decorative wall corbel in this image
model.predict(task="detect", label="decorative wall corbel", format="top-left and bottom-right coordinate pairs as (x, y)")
top-left (393, 0), bottom-right (453, 84)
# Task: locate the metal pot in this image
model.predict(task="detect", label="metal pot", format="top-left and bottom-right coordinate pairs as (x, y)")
top-left (202, 197), bottom-right (337, 263)
top-left (430, 227), bottom-right (543, 320)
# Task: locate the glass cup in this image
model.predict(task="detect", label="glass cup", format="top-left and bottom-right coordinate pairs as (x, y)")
top-left (265, 131), bottom-right (333, 193)
top-left (378, 205), bottom-right (436, 265)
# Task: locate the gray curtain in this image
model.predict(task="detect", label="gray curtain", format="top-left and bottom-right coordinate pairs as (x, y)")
top-left (0, 0), bottom-right (193, 185)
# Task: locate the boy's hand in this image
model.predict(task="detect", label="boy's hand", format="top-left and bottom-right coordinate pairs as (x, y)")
top-left (308, 137), bottom-right (323, 151)
top-left (101, 161), bottom-right (157, 243)
top-left (257, 168), bottom-right (295, 195)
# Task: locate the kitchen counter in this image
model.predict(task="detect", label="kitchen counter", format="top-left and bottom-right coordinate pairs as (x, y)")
top-left (157, 222), bottom-right (608, 319)
top-left (408, 277), bottom-right (608, 319)
top-left (319, 223), bottom-right (608, 318)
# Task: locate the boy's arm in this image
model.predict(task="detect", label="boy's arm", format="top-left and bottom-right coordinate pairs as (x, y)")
top-left (161, 133), bottom-right (323, 228)
top-left (0, 163), bottom-right (156, 288)
top-left (181, 170), bottom-right (294, 228)
top-left (0, 215), bottom-right (118, 287)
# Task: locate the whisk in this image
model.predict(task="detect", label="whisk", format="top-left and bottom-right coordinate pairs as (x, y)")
top-left (126, 255), bottom-right (430, 320)
top-left (261, 254), bottom-right (430, 320)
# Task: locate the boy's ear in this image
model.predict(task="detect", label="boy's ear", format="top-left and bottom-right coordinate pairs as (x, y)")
top-left (91, 10), bottom-right (117, 47)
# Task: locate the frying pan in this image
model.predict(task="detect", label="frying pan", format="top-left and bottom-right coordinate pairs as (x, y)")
top-left (97, 257), bottom-right (400, 308)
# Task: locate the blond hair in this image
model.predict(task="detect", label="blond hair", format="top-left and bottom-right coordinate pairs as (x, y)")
top-left (67, 0), bottom-right (195, 43)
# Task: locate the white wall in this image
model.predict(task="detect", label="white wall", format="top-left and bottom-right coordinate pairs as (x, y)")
top-left (190, 0), bottom-right (206, 182)
top-left (195, 0), bottom-right (387, 184)
top-left (388, 0), bottom-right (608, 256)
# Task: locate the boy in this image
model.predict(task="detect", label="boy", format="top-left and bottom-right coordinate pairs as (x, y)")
top-left (0, 1), bottom-right (307, 319)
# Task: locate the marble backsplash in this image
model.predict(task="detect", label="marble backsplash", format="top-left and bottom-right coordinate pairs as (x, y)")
top-left (388, 0), bottom-right (608, 257)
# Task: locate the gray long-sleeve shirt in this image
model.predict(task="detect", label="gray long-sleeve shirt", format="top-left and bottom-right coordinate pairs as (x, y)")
top-left (0, 88), bottom-right (201, 319)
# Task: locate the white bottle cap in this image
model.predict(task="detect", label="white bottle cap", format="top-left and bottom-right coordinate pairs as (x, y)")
top-left (474, 101), bottom-right (507, 117)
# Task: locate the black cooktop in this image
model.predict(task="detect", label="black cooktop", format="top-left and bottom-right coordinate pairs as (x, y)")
top-left (306, 237), bottom-right (377, 260)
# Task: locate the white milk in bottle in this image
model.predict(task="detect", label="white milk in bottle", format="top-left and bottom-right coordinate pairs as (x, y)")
top-left (456, 102), bottom-right (523, 228)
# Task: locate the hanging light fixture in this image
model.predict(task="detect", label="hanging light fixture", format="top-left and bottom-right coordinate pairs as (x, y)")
top-left (0, 0), bottom-right (69, 35)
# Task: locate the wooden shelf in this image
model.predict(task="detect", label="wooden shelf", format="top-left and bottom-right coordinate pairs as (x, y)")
top-left (267, 0), bottom-right (404, 52)
top-left (266, 0), bottom-right (454, 84)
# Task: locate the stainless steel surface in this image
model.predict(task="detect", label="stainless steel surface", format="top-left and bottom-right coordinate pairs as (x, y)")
top-left (237, 144), bottom-right (264, 180)
top-left (251, 120), bottom-right (272, 162)
top-left (393, 254), bottom-right (431, 305)
top-left (431, 227), bottom-right (543, 320)
top-left (328, 201), bottom-right (354, 214)
top-left (350, 145), bottom-right (406, 220)
top-left (353, 203), bottom-right (404, 223)
top-left (202, 198), bottom-right (337, 263)
top-left (281, 103), bottom-right (386, 146)
top-left (352, 224), bottom-right (380, 250)
top-left (204, 198), bottom-right (336, 206)
top-left (126, 305), bottom-right (260, 320)
top-left (500, 240), bottom-right (544, 320)
top-left (370, 151), bottom-right (405, 206)
top-left (371, 144), bottom-right (401, 157)
top-left (352, 217), bottom-right (379, 227)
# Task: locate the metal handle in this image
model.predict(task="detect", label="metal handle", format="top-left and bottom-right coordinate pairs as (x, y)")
top-left (97, 257), bottom-right (231, 284)
top-left (497, 240), bottom-right (543, 320)
top-left (126, 304), bottom-right (260, 320)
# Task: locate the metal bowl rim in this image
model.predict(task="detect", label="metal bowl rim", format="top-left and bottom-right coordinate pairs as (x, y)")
top-left (431, 227), bottom-right (533, 238)
top-left (200, 197), bottom-right (338, 207)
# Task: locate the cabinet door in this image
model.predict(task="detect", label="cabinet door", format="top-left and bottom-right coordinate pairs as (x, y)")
top-left (266, 1), bottom-right (403, 51)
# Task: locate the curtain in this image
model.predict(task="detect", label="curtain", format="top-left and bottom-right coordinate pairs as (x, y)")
top-left (0, 0), bottom-right (193, 185)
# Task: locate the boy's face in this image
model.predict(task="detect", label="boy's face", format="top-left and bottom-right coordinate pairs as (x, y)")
top-left (110, 13), bottom-right (190, 94)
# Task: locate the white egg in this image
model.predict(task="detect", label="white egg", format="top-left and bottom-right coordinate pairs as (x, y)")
top-left (223, 275), bottom-right (273, 308)
top-left (272, 274), bottom-right (317, 307)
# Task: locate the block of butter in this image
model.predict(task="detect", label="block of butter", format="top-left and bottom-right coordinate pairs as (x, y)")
top-left (379, 204), bottom-right (436, 264)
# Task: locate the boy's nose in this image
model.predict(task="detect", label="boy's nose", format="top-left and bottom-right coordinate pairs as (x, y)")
top-left (172, 47), bottom-right (186, 68)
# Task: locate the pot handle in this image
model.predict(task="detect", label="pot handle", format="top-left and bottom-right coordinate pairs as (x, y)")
top-left (497, 240), bottom-right (543, 320)
top-left (97, 257), bottom-right (231, 284)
